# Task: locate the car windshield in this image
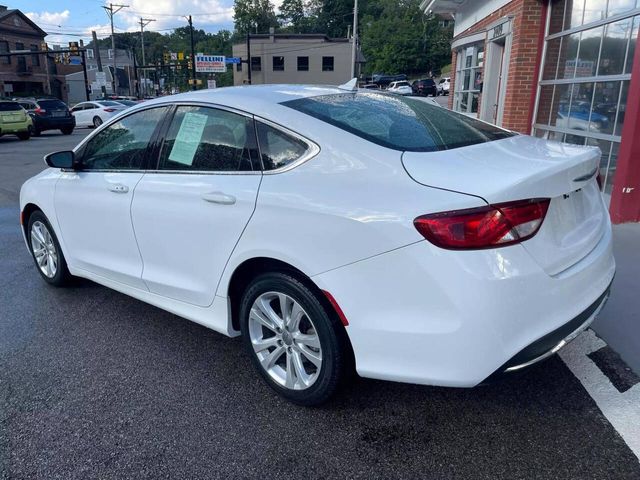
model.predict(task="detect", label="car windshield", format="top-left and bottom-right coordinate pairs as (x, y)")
top-left (38, 99), bottom-right (67, 109)
top-left (283, 92), bottom-right (515, 152)
top-left (0, 101), bottom-right (22, 112)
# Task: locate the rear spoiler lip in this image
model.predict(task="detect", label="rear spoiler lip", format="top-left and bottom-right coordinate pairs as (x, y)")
top-left (573, 167), bottom-right (598, 183)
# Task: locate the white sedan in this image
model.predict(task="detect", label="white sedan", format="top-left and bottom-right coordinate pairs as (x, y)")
top-left (20, 84), bottom-right (615, 405)
top-left (70, 100), bottom-right (127, 128)
top-left (387, 80), bottom-right (413, 95)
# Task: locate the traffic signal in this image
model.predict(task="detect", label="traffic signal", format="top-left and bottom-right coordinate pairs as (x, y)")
top-left (40, 41), bottom-right (48, 51)
top-left (68, 41), bottom-right (79, 53)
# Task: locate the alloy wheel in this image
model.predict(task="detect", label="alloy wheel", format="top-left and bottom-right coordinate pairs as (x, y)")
top-left (248, 291), bottom-right (322, 390)
top-left (30, 221), bottom-right (58, 278)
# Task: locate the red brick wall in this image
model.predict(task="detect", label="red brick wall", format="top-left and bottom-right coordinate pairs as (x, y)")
top-left (448, 0), bottom-right (546, 133)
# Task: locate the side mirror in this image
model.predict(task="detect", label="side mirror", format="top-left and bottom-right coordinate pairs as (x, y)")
top-left (44, 151), bottom-right (75, 169)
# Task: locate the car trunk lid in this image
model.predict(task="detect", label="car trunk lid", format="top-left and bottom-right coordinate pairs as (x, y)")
top-left (402, 135), bottom-right (607, 275)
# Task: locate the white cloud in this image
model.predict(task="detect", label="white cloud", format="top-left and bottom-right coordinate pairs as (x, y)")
top-left (25, 10), bottom-right (71, 27)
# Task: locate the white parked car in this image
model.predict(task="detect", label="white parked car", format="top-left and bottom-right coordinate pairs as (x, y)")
top-left (20, 85), bottom-right (614, 405)
top-left (437, 77), bottom-right (451, 95)
top-left (387, 81), bottom-right (413, 95)
top-left (70, 100), bottom-right (127, 128)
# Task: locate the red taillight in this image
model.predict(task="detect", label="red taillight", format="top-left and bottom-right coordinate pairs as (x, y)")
top-left (103, 108), bottom-right (117, 112)
top-left (34, 107), bottom-right (46, 115)
top-left (414, 198), bottom-right (550, 250)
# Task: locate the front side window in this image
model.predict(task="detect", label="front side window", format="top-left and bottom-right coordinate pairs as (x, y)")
top-left (159, 106), bottom-right (259, 172)
top-left (322, 56), bottom-right (334, 71)
top-left (256, 122), bottom-right (309, 171)
top-left (81, 107), bottom-right (168, 170)
top-left (283, 92), bottom-right (513, 152)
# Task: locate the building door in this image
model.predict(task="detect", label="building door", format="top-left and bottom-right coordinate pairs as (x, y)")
top-left (480, 20), bottom-right (511, 126)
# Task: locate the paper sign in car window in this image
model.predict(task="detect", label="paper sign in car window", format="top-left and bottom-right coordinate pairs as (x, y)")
top-left (168, 112), bottom-right (208, 165)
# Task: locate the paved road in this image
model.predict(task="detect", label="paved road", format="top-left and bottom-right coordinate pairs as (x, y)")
top-left (1, 129), bottom-right (639, 479)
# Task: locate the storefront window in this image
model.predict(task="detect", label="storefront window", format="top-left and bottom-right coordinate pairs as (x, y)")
top-left (534, 0), bottom-right (640, 195)
top-left (454, 42), bottom-right (483, 115)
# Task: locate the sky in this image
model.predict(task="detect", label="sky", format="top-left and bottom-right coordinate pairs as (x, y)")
top-left (14, 0), bottom-right (284, 46)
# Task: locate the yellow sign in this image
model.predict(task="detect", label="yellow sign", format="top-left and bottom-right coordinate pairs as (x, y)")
top-left (178, 52), bottom-right (184, 61)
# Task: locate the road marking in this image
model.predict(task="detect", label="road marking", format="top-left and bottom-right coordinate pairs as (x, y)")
top-left (560, 329), bottom-right (640, 462)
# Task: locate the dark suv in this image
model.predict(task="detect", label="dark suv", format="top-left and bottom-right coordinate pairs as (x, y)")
top-left (16, 98), bottom-right (75, 136)
top-left (411, 79), bottom-right (437, 97)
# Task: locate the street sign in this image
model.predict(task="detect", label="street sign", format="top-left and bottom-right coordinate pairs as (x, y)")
top-left (207, 79), bottom-right (216, 89)
top-left (178, 52), bottom-right (184, 61)
top-left (170, 52), bottom-right (177, 61)
top-left (225, 57), bottom-right (241, 64)
top-left (95, 71), bottom-right (107, 86)
top-left (195, 55), bottom-right (226, 73)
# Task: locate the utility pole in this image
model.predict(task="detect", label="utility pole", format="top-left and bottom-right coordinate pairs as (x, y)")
top-left (350, 0), bottom-right (359, 79)
top-left (103, 3), bottom-right (129, 96)
top-left (246, 32), bottom-right (252, 85)
top-left (186, 15), bottom-right (196, 90)
top-left (92, 30), bottom-right (107, 98)
top-left (139, 17), bottom-right (155, 98)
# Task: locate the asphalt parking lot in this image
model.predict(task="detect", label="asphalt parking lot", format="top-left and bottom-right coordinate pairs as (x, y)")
top-left (1, 130), bottom-right (639, 479)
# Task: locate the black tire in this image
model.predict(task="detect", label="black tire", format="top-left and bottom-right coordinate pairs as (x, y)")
top-left (32, 127), bottom-right (41, 137)
top-left (17, 131), bottom-right (30, 140)
top-left (61, 127), bottom-right (74, 135)
top-left (93, 116), bottom-right (102, 128)
top-left (26, 211), bottom-right (72, 287)
top-left (239, 271), bottom-right (347, 406)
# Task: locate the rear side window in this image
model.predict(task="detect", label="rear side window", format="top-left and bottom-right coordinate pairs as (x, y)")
top-left (38, 100), bottom-right (67, 109)
top-left (0, 102), bottom-right (22, 111)
top-left (283, 92), bottom-right (514, 152)
top-left (159, 106), bottom-right (259, 172)
top-left (256, 122), bottom-right (309, 171)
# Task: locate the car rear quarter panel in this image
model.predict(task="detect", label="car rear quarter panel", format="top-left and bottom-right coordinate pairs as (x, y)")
top-left (216, 122), bottom-right (487, 296)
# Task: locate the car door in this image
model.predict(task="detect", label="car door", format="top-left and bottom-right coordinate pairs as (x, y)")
top-left (70, 103), bottom-right (87, 126)
top-left (131, 104), bottom-right (263, 306)
top-left (54, 106), bottom-right (170, 288)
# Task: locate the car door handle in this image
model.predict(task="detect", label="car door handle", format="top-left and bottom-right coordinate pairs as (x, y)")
top-left (107, 183), bottom-right (129, 194)
top-left (202, 192), bottom-right (236, 205)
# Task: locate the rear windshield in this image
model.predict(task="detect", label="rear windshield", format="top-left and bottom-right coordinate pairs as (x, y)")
top-left (0, 102), bottom-right (22, 112)
top-left (282, 92), bottom-right (515, 152)
top-left (395, 81), bottom-right (410, 87)
top-left (422, 79), bottom-right (435, 85)
top-left (38, 99), bottom-right (67, 109)
top-left (98, 101), bottom-right (121, 106)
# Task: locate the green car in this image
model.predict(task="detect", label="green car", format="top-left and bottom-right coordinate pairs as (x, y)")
top-left (0, 99), bottom-right (33, 140)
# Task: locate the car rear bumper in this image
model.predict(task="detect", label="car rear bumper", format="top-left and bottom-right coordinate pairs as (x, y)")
top-left (33, 116), bottom-right (75, 130)
top-left (0, 119), bottom-right (31, 134)
top-left (312, 223), bottom-right (615, 387)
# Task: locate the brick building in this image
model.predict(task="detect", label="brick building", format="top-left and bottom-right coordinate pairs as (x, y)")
top-left (0, 5), bottom-right (79, 102)
top-left (422, 0), bottom-right (640, 223)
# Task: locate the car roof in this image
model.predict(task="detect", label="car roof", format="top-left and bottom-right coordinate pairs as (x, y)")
top-left (140, 84), bottom-right (358, 117)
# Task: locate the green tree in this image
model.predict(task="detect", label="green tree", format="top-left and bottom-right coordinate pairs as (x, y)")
top-left (234, 0), bottom-right (279, 35)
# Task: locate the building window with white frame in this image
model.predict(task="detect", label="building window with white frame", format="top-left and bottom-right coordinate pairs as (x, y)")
top-left (454, 42), bottom-right (484, 115)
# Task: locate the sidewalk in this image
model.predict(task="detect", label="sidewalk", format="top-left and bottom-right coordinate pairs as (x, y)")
top-left (592, 223), bottom-right (640, 375)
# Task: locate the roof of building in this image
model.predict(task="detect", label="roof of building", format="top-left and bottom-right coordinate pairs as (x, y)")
top-left (242, 33), bottom-right (349, 42)
top-left (0, 6), bottom-right (47, 37)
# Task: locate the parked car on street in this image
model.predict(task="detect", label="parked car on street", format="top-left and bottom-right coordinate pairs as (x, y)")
top-left (20, 85), bottom-right (614, 405)
top-left (437, 77), bottom-right (451, 96)
top-left (371, 73), bottom-right (408, 87)
top-left (387, 81), bottom-right (413, 95)
top-left (70, 101), bottom-right (127, 128)
top-left (16, 98), bottom-right (75, 136)
top-left (0, 99), bottom-right (32, 140)
top-left (412, 79), bottom-right (437, 96)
